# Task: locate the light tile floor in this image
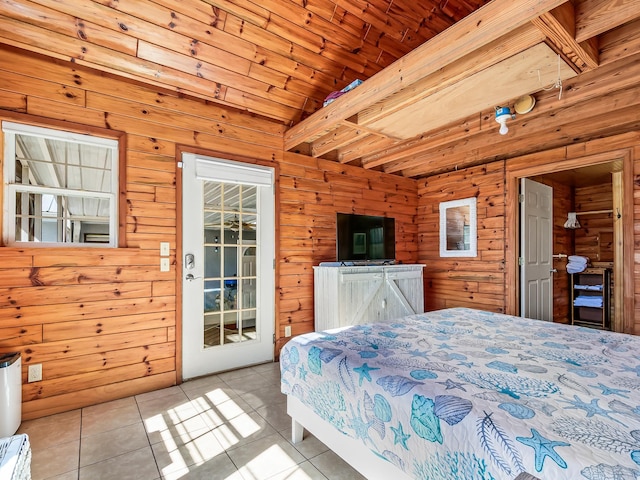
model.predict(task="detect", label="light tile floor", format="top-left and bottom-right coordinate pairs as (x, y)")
top-left (17, 362), bottom-right (365, 480)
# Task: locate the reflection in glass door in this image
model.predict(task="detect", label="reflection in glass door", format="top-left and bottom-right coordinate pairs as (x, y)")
top-left (182, 153), bottom-right (274, 379)
top-left (203, 183), bottom-right (258, 347)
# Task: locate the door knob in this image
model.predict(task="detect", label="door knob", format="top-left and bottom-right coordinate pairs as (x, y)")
top-left (185, 273), bottom-right (201, 281)
top-left (550, 268), bottom-right (558, 273)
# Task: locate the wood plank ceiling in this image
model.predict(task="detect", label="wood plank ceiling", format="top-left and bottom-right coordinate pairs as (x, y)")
top-left (1, 0), bottom-right (639, 178)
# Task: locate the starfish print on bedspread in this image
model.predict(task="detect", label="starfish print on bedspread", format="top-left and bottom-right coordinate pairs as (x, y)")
top-left (516, 428), bottom-right (570, 472)
top-left (353, 363), bottom-right (380, 386)
top-left (408, 349), bottom-right (430, 359)
top-left (561, 395), bottom-right (622, 423)
top-left (590, 383), bottom-right (631, 398)
top-left (390, 422), bottom-right (411, 450)
top-left (437, 379), bottom-right (467, 391)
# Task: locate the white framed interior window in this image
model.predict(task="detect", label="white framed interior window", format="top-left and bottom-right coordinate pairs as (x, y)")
top-left (2, 121), bottom-right (119, 247)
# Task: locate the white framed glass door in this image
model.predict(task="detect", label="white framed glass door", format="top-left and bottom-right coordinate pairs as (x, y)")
top-left (182, 153), bottom-right (275, 379)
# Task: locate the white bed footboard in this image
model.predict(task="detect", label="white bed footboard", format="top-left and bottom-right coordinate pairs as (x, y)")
top-left (287, 395), bottom-right (413, 480)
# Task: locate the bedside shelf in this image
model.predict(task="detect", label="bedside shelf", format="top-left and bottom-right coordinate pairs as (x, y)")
top-left (571, 268), bottom-right (610, 330)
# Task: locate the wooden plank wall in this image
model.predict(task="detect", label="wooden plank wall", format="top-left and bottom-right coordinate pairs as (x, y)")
top-left (0, 45), bottom-right (421, 419)
top-left (574, 183), bottom-right (614, 262)
top-left (0, 45), bottom-right (283, 420)
top-left (416, 135), bottom-right (639, 330)
top-left (276, 151), bottom-right (419, 352)
top-left (416, 161), bottom-right (507, 312)
top-left (551, 182), bottom-right (574, 324)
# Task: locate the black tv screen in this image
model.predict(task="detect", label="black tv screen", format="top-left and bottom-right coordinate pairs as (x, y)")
top-left (336, 213), bottom-right (395, 262)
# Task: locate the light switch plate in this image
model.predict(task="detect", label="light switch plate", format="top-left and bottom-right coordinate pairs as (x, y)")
top-left (160, 242), bottom-right (170, 256)
top-left (284, 326), bottom-right (292, 337)
top-left (160, 258), bottom-right (170, 272)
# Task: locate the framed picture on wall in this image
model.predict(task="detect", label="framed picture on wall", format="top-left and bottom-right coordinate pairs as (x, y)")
top-left (439, 197), bottom-right (477, 257)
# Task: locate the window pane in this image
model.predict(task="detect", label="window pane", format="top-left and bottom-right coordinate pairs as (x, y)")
top-left (13, 191), bottom-right (110, 243)
top-left (5, 124), bottom-right (117, 246)
top-left (224, 184), bottom-right (241, 210)
top-left (203, 183), bottom-right (222, 209)
top-left (242, 185), bottom-right (257, 212)
top-left (204, 246), bottom-right (221, 278)
top-left (224, 246), bottom-right (238, 277)
top-left (204, 312), bottom-right (221, 347)
top-left (16, 135), bottom-right (112, 193)
top-left (204, 280), bottom-right (221, 312)
top-left (241, 279), bottom-right (256, 309)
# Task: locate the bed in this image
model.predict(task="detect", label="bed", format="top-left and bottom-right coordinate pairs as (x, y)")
top-left (280, 307), bottom-right (640, 480)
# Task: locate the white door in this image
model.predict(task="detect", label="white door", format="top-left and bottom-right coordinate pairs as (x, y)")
top-left (182, 153), bottom-right (275, 379)
top-left (520, 178), bottom-right (553, 321)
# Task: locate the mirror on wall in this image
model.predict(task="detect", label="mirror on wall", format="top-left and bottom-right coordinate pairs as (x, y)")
top-left (439, 197), bottom-right (477, 257)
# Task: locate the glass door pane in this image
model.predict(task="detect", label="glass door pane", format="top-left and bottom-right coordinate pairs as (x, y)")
top-left (202, 182), bottom-right (258, 348)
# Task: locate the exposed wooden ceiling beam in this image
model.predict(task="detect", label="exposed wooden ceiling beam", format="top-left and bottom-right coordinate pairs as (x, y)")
top-left (575, 0), bottom-right (640, 42)
top-left (366, 52), bottom-right (640, 174)
top-left (283, 0), bottom-right (568, 150)
top-left (531, 3), bottom-right (599, 71)
top-left (356, 23), bottom-right (545, 127)
top-left (599, 17), bottom-right (640, 65)
top-left (399, 99), bottom-right (640, 177)
top-left (337, 135), bottom-right (398, 164)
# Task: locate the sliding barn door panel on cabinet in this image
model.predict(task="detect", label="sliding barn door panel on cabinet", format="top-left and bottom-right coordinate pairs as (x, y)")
top-left (313, 265), bottom-right (425, 331)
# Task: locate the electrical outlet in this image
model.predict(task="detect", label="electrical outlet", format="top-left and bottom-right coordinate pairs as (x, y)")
top-left (28, 364), bottom-right (42, 383)
top-left (284, 325), bottom-right (292, 337)
top-left (160, 258), bottom-right (170, 272)
top-left (160, 242), bottom-right (170, 257)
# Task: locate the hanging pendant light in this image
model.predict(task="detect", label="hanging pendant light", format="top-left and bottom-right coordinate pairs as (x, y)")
top-left (564, 212), bottom-right (580, 229)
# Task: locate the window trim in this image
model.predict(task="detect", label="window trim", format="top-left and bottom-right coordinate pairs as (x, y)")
top-left (2, 120), bottom-right (121, 247)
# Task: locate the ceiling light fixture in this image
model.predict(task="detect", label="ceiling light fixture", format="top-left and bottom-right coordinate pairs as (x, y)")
top-left (514, 94), bottom-right (536, 114)
top-left (495, 106), bottom-right (515, 135)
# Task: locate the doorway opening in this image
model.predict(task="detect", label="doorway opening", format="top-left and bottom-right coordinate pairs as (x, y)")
top-left (508, 152), bottom-right (632, 334)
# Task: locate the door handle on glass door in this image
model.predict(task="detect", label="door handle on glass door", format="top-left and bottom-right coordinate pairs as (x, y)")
top-left (185, 273), bottom-right (202, 281)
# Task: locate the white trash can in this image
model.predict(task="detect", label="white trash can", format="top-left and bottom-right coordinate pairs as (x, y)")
top-left (0, 352), bottom-right (21, 438)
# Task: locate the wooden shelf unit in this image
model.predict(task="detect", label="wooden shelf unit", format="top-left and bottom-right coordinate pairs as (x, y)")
top-left (571, 267), bottom-right (611, 330)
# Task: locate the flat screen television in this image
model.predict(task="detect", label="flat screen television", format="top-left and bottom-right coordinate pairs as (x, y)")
top-left (336, 213), bottom-right (395, 263)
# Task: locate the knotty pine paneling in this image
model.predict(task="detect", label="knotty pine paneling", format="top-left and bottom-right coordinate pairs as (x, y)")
top-left (417, 161), bottom-right (507, 312)
top-left (276, 151), bottom-right (419, 351)
top-left (0, 45), bottom-right (281, 420)
top-left (0, 44), bottom-right (423, 419)
top-left (575, 183), bottom-right (615, 262)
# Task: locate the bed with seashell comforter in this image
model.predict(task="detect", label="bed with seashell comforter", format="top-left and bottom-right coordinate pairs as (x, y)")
top-left (280, 307), bottom-right (640, 480)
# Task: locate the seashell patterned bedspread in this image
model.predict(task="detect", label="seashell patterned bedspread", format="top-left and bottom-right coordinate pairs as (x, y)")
top-left (280, 307), bottom-right (640, 480)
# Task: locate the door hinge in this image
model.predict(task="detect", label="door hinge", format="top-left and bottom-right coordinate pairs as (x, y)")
top-left (273, 333), bottom-right (276, 344)
top-left (177, 161), bottom-right (183, 169)
top-left (518, 257), bottom-right (524, 266)
top-left (273, 258), bottom-right (276, 269)
top-left (518, 194), bottom-right (524, 203)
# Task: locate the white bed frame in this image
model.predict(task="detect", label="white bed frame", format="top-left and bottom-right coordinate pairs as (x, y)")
top-left (287, 395), bottom-right (539, 480)
top-left (287, 395), bottom-right (413, 480)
